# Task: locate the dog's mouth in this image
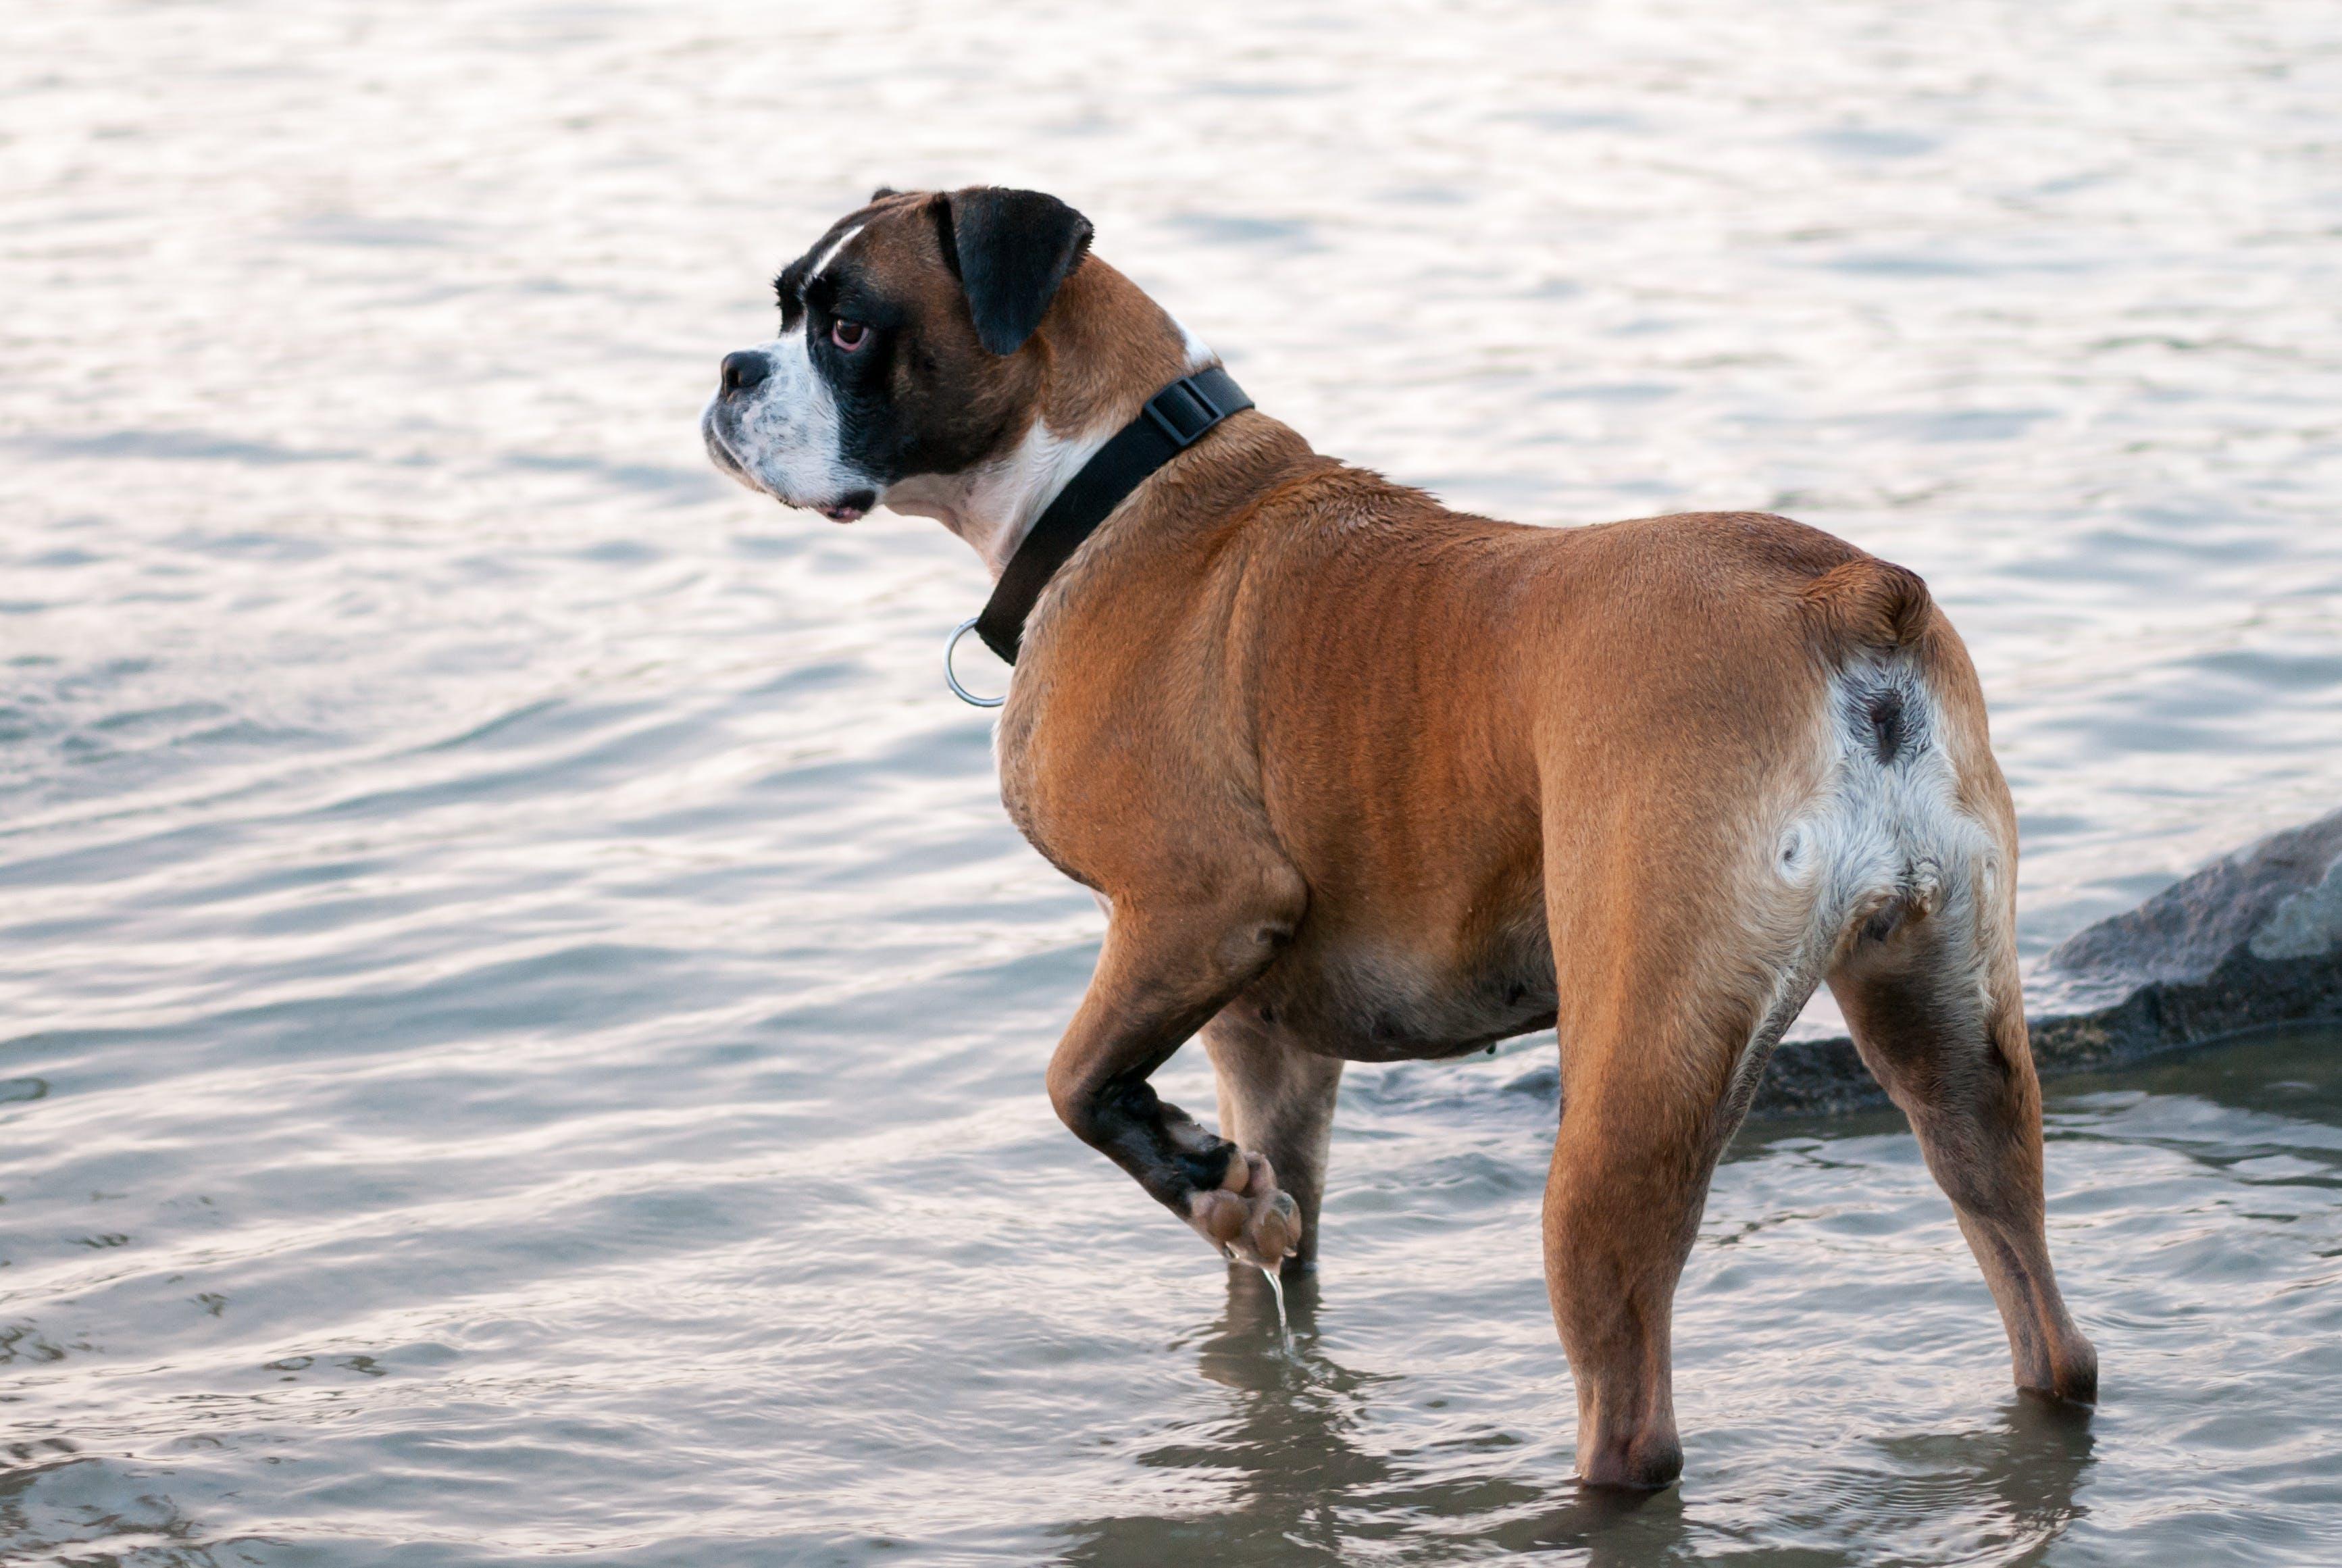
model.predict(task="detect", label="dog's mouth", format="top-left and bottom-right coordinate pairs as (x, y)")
top-left (701, 405), bottom-right (755, 486)
top-left (701, 413), bottom-right (875, 523)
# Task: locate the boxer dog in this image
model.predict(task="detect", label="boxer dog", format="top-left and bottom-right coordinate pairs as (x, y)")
top-left (701, 186), bottom-right (2096, 1489)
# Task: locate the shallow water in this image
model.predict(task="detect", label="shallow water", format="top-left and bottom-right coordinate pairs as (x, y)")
top-left (4, 1), bottom-right (2342, 1562)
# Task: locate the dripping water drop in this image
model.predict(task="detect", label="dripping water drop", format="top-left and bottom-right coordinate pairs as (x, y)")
top-left (1259, 1263), bottom-right (1291, 1350)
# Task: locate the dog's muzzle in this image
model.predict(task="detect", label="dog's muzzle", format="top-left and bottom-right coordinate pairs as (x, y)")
top-left (701, 335), bottom-right (877, 522)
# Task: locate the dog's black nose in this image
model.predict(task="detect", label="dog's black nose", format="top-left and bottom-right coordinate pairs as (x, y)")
top-left (720, 351), bottom-right (770, 395)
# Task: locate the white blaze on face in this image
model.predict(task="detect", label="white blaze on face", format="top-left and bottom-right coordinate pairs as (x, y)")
top-left (808, 223), bottom-right (864, 281)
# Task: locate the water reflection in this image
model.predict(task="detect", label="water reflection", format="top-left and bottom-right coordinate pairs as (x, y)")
top-left (1059, 1269), bottom-right (1410, 1565)
top-left (2054, 1023), bottom-right (2342, 1132)
top-left (1062, 1269), bottom-right (2097, 1565)
top-left (1511, 1485), bottom-right (1701, 1565)
top-left (1516, 1399), bottom-right (2091, 1564)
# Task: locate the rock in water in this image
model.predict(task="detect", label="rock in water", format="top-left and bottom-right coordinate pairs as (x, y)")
top-left (2029, 808), bottom-right (2342, 1070)
top-left (1756, 808), bottom-right (2342, 1117)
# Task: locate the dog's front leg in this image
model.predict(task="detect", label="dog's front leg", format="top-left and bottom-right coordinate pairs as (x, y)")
top-left (1044, 896), bottom-right (1304, 1269)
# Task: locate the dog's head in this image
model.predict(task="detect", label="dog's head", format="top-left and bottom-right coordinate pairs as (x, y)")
top-left (703, 187), bottom-right (1202, 555)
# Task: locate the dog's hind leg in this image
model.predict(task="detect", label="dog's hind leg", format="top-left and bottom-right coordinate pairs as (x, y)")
top-left (1202, 1010), bottom-right (1344, 1278)
top-left (1829, 876), bottom-right (2097, 1404)
top-left (1799, 567), bottom-right (2094, 1405)
top-left (1539, 854), bottom-right (1813, 1491)
top-left (1045, 874), bottom-right (1312, 1271)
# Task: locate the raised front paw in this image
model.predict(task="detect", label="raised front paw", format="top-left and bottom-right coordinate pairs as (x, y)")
top-left (1186, 1148), bottom-right (1301, 1269)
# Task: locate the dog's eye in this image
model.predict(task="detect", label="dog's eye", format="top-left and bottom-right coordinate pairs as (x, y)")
top-left (830, 319), bottom-right (869, 352)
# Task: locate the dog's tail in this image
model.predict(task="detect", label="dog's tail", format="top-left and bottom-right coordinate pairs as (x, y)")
top-left (1781, 551), bottom-right (1997, 967)
top-left (1798, 553), bottom-right (1933, 658)
top-left (1691, 545), bottom-right (1997, 1128)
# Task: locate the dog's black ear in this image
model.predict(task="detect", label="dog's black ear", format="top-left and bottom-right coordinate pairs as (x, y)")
top-left (869, 184), bottom-right (899, 202)
top-left (936, 187), bottom-right (1094, 356)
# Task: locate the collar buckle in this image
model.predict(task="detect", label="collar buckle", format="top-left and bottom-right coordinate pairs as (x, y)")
top-left (1142, 374), bottom-right (1231, 449)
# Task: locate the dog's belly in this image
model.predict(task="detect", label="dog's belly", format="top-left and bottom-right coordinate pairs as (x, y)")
top-left (1248, 929), bottom-right (1560, 1062)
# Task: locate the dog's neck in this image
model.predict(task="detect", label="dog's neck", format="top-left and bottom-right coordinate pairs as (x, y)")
top-left (881, 420), bottom-right (1119, 579)
top-left (880, 264), bottom-right (1213, 580)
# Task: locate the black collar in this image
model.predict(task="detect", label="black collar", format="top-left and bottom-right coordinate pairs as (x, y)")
top-left (973, 366), bottom-right (1252, 664)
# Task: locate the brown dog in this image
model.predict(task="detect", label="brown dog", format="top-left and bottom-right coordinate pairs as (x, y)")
top-left (703, 186), bottom-right (2097, 1489)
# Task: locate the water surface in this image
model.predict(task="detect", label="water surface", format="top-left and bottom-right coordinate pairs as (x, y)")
top-left (4, 1), bottom-right (2341, 1563)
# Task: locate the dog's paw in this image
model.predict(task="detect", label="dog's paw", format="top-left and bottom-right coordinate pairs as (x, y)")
top-left (1186, 1148), bottom-right (1301, 1269)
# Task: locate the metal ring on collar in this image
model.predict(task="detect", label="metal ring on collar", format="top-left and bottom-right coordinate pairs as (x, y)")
top-left (944, 617), bottom-right (1007, 708)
